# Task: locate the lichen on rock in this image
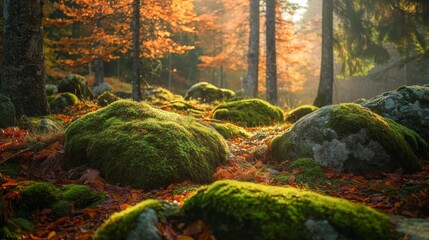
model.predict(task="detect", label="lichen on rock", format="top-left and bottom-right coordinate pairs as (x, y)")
top-left (212, 98), bottom-right (284, 127)
top-left (183, 180), bottom-right (398, 240)
top-left (64, 100), bottom-right (229, 189)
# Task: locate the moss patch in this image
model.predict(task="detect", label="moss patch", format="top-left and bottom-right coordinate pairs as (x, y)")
top-left (50, 200), bottom-right (72, 218)
top-left (185, 82), bottom-right (235, 103)
top-left (285, 105), bottom-right (319, 123)
top-left (330, 103), bottom-right (422, 172)
top-left (209, 121), bottom-right (250, 139)
top-left (64, 100), bottom-right (229, 190)
top-left (62, 184), bottom-right (105, 209)
top-left (58, 74), bottom-right (94, 100)
top-left (47, 92), bottom-right (80, 113)
top-left (183, 180), bottom-right (398, 240)
top-left (94, 199), bottom-right (179, 240)
top-left (18, 182), bottom-right (62, 212)
top-left (213, 99), bottom-right (284, 127)
top-left (275, 158), bottom-right (327, 186)
top-left (97, 92), bottom-right (120, 107)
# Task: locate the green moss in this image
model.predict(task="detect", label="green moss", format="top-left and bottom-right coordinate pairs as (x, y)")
top-left (50, 200), bottom-right (72, 217)
top-left (384, 118), bottom-right (428, 158)
top-left (210, 121), bottom-right (250, 139)
top-left (143, 87), bottom-right (182, 105)
top-left (396, 85), bottom-right (407, 91)
top-left (285, 105), bottom-right (319, 123)
top-left (47, 92), bottom-right (80, 112)
top-left (213, 99), bottom-right (284, 127)
top-left (183, 180), bottom-right (398, 240)
top-left (57, 74), bottom-right (94, 100)
top-left (97, 92), bottom-right (120, 107)
top-left (94, 200), bottom-right (179, 240)
top-left (275, 158), bottom-right (326, 186)
top-left (45, 84), bottom-right (58, 96)
top-left (185, 82), bottom-right (235, 102)
top-left (62, 185), bottom-right (104, 209)
top-left (0, 217), bottom-right (34, 240)
top-left (64, 100), bottom-right (229, 190)
top-left (18, 182), bottom-right (61, 211)
top-left (330, 103), bottom-right (421, 172)
top-left (0, 162), bottom-right (21, 177)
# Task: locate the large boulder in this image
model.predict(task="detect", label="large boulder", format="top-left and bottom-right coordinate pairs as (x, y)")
top-left (58, 74), bottom-right (94, 100)
top-left (183, 180), bottom-right (398, 240)
top-left (268, 103), bottom-right (424, 174)
top-left (361, 85), bottom-right (429, 142)
top-left (185, 82), bottom-right (235, 102)
top-left (64, 100), bottom-right (229, 189)
top-left (213, 98), bottom-right (284, 127)
top-left (0, 94), bottom-right (16, 128)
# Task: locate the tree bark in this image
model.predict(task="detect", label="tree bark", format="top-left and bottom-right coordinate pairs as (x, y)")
top-left (2, 0), bottom-right (49, 116)
top-left (132, 0), bottom-right (142, 101)
top-left (245, 0), bottom-right (260, 97)
top-left (265, 0), bottom-right (277, 105)
top-left (94, 58), bottom-right (104, 86)
top-left (313, 0), bottom-right (334, 107)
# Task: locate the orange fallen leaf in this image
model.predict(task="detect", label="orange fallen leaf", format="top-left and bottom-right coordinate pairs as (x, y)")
top-left (120, 203), bottom-right (131, 210)
top-left (84, 208), bottom-right (97, 218)
top-left (177, 236), bottom-right (194, 240)
top-left (47, 231), bottom-right (56, 239)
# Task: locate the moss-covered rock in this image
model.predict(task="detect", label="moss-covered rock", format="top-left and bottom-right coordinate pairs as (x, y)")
top-left (57, 74), bottom-right (94, 100)
top-left (275, 158), bottom-right (327, 186)
top-left (183, 180), bottom-right (398, 240)
top-left (62, 184), bottom-right (104, 209)
top-left (17, 116), bottom-right (63, 133)
top-left (64, 100), bottom-right (229, 189)
top-left (285, 105), bottom-right (319, 123)
top-left (143, 87), bottom-right (182, 104)
top-left (96, 91), bottom-right (120, 107)
top-left (45, 84), bottom-right (58, 96)
top-left (209, 121), bottom-right (250, 139)
top-left (213, 98), bottom-right (284, 127)
top-left (50, 200), bottom-right (72, 217)
top-left (47, 92), bottom-right (80, 113)
top-left (94, 200), bottom-right (179, 240)
top-left (93, 82), bottom-right (112, 97)
top-left (18, 182), bottom-right (61, 211)
top-left (361, 85), bottom-right (429, 143)
top-left (0, 94), bottom-right (16, 128)
top-left (268, 103), bottom-right (423, 174)
top-left (185, 82), bottom-right (235, 103)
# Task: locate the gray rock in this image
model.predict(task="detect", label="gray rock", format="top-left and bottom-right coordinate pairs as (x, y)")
top-left (127, 208), bottom-right (162, 240)
top-left (38, 118), bottom-right (62, 133)
top-left (93, 82), bottom-right (112, 97)
top-left (396, 216), bottom-right (429, 240)
top-left (361, 85), bottom-right (429, 142)
top-left (0, 94), bottom-right (16, 128)
top-left (305, 219), bottom-right (350, 240)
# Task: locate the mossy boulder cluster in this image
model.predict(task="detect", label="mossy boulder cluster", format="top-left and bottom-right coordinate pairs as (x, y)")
top-left (16, 182), bottom-right (103, 215)
top-left (0, 94), bottom-right (16, 128)
top-left (213, 98), bottom-right (284, 127)
top-left (185, 82), bottom-right (235, 102)
top-left (64, 100), bottom-right (229, 189)
top-left (360, 85), bottom-right (429, 143)
top-left (285, 105), bottom-right (319, 123)
top-left (95, 180), bottom-right (399, 240)
top-left (268, 103), bottom-right (425, 174)
top-left (47, 92), bottom-right (80, 112)
top-left (58, 74), bottom-right (94, 100)
top-left (96, 91), bottom-right (120, 107)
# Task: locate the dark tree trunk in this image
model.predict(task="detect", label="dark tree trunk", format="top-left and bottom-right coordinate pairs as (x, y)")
top-left (266, 0), bottom-right (277, 104)
top-left (313, 0), bottom-right (334, 107)
top-left (245, 0), bottom-right (260, 97)
top-left (94, 58), bottom-right (104, 86)
top-left (2, 0), bottom-right (49, 116)
top-left (132, 0), bottom-right (142, 101)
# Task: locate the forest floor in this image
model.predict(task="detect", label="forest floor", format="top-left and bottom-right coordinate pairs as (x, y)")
top-left (1, 101), bottom-right (428, 239)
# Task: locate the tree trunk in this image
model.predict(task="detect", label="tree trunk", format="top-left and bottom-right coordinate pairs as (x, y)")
top-left (245, 0), bottom-right (260, 97)
top-left (94, 58), bottom-right (104, 86)
top-left (313, 0), bottom-right (334, 107)
top-left (2, 0), bottom-right (49, 116)
top-left (266, 0), bottom-right (277, 105)
top-left (132, 0), bottom-right (142, 101)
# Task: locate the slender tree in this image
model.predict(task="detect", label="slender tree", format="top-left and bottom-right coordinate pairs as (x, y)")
top-left (245, 0), bottom-right (260, 97)
top-left (265, 0), bottom-right (277, 104)
top-left (132, 0), bottom-right (142, 101)
top-left (313, 0), bottom-right (333, 107)
top-left (2, 0), bottom-right (49, 116)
